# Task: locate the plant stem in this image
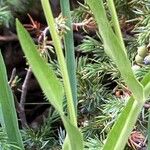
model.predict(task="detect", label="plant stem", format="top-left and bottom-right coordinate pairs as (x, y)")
top-left (87, 0), bottom-right (144, 102)
top-left (19, 67), bottom-right (32, 128)
top-left (148, 109), bottom-right (150, 150)
top-left (107, 0), bottom-right (126, 54)
top-left (8, 68), bottom-right (16, 85)
top-left (60, 0), bottom-right (77, 115)
top-left (41, 0), bottom-right (77, 127)
top-left (103, 98), bottom-right (144, 150)
top-left (102, 69), bottom-right (150, 150)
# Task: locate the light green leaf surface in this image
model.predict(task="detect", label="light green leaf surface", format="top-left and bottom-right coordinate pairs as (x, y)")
top-left (0, 51), bottom-right (24, 149)
top-left (16, 20), bottom-right (83, 150)
top-left (86, 0), bottom-right (148, 150)
top-left (0, 104), bottom-right (4, 127)
top-left (16, 20), bottom-right (64, 112)
top-left (62, 117), bottom-right (83, 150)
top-left (100, 69), bottom-right (150, 150)
top-left (141, 71), bottom-right (150, 97)
top-left (86, 0), bottom-right (144, 102)
top-left (102, 97), bottom-right (143, 150)
top-left (148, 109), bottom-right (150, 150)
top-left (60, 0), bottom-right (77, 114)
top-left (41, 0), bottom-right (77, 126)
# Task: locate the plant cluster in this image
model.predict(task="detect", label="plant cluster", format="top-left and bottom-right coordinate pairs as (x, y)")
top-left (1, 0), bottom-right (150, 150)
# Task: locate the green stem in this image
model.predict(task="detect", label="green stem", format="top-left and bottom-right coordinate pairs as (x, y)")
top-left (60, 0), bottom-right (77, 114)
top-left (41, 0), bottom-right (77, 126)
top-left (144, 82), bottom-right (150, 98)
top-left (103, 98), bottom-right (143, 150)
top-left (107, 0), bottom-right (126, 54)
top-left (148, 109), bottom-right (150, 150)
top-left (102, 68), bottom-right (150, 150)
top-left (86, 0), bottom-right (144, 102)
top-left (102, 71), bottom-right (150, 150)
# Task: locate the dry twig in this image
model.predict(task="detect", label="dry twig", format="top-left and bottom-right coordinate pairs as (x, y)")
top-left (19, 67), bottom-right (32, 128)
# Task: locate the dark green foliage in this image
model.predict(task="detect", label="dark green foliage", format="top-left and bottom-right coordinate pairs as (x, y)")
top-left (0, 128), bottom-right (21, 150)
top-left (73, 1), bottom-right (150, 148)
top-left (6, 0), bottom-right (29, 12)
top-left (0, 0), bottom-right (29, 27)
top-left (84, 137), bottom-right (103, 149)
top-left (114, 0), bottom-right (135, 18)
top-left (0, 0), bottom-right (47, 28)
top-left (22, 109), bottom-right (61, 150)
top-left (71, 3), bottom-right (89, 23)
top-left (0, 6), bottom-right (13, 27)
top-left (132, 1), bottom-right (150, 45)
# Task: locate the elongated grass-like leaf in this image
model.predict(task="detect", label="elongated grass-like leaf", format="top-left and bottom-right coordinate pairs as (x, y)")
top-left (17, 20), bottom-right (64, 112)
top-left (102, 97), bottom-right (143, 150)
top-left (101, 68), bottom-right (150, 150)
top-left (0, 51), bottom-right (24, 149)
top-left (141, 71), bottom-right (150, 98)
top-left (100, 69), bottom-right (150, 150)
top-left (62, 117), bottom-right (83, 150)
top-left (85, 0), bottom-right (149, 150)
top-left (60, 1), bottom-right (78, 148)
top-left (148, 109), bottom-right (150, 150)
top-left (16, 20), bottom-right (83, 150)
top-left (41, 0), bottom-right (77, 126)
top-left (60, 0), bottom-right (77, 114)
top-left (86, 0), bottom-right (144, 102)
top-left (0, 104), bottom-right (4, 127)
top-left (141, 71), bottom-right (150, 86)
top-left (107, 0), bottom-right (125, 52)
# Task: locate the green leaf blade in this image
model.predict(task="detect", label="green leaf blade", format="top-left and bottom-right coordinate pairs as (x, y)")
top-left (41, 0), bottom-right (77, 126)
top-left (62, 116), bottom-right (83, 150)
top-left (102, 97), bottom-right (143, 150)
top-left (16, 19), bottom-right (64, 111)
top-left (0, 51), bottom-right (24, 149)
top-left (101, 69), bottom-right (150, 150)
top-left (60, 0), bottom-right (77, 114)
top-left (86, 1), bottom-right (147, 150)
top-left (86, 0), bottom-right (144, 102)
top-left (16, 19), bottom-right (83, 150)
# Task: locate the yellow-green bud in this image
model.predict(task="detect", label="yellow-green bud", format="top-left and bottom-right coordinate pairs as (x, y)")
top-left (135, 55), bottom-right (143, 64)
top-left (137, 45), bottom-right (147, 58)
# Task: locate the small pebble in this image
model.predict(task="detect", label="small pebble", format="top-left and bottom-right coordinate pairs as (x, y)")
top-left (143, 55), bottom-right (150, 65)
top-left (132, 65), bottom-right (140, 72)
